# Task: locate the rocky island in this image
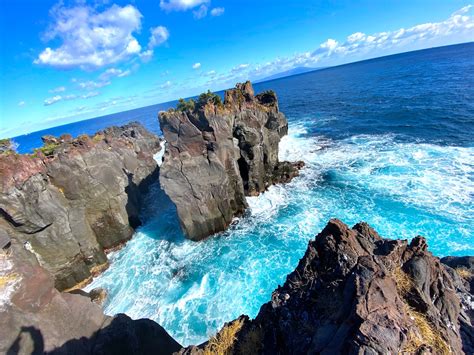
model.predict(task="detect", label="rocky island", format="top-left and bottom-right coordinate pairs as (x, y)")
top-left (159, 81), bottom-right (303, 240)
top-left (0, 82), bottom-right (472, 354)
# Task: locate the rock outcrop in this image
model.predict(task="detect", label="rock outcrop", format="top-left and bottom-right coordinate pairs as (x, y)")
top-left (0, 240), bottom-right (181, 355)
top-left (0, 122), bottom-right (161, 290)
top-left (184, 220), bottom-right (474, 354)
top-left (2, 218), bottom-right (472, 354)
top-left (159, 82), bottom-right (303, 240)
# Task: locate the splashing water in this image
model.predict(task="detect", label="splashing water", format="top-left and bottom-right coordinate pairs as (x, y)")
top-left (86, 123), bottom-right (473, 345)
top-left (85, 44), bottom-right (474, 346)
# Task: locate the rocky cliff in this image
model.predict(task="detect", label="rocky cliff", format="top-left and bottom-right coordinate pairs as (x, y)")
top-left (0, 239), bottom-right (181, 354)
top-left (0, 123), bottom-right (161, 290)
top-left (2, 219), bottom-right (472, 354)
top-left (184, 220), bottom-right (474, 355)
top-left (159, 82), bottom-right (303, 240)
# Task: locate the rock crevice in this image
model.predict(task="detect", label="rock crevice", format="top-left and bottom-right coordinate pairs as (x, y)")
top-left (159, 82), bottom-right (304, 240)
top-left (0, 122), bottom-right (161, 290)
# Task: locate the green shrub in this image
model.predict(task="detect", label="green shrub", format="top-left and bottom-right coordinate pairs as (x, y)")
top-left (197, 90), bottom-right (222, 108)
top-left (176, 98), bottom-right (196, 112)
top-left (34, 142), bottom-right (59, 156)
top-left (0, 138), bottom-right (13, 154)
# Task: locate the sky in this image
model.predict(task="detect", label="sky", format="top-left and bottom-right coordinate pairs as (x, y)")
top-left (0, 0), bottom-right (473, 138)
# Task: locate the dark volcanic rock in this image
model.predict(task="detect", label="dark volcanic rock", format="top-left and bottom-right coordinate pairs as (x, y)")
top-left (159, 81), bottom-right (303, 240)
top-left (223, 220), bottom-right (473, 354)
top-left (0, 244), bottom-right (181, 355)
top-left (0, 122), bottom-right (161, 290)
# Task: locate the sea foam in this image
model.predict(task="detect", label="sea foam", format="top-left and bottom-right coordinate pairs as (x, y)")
top-left (86, 124), bottom-right (474, 346)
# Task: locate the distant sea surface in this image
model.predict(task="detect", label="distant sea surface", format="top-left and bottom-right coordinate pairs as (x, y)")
top-left (23, 43), bottom-right (474, 346)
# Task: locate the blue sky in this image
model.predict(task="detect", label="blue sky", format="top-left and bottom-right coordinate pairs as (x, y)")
top-left (0, 0), bottom-right (473, 138)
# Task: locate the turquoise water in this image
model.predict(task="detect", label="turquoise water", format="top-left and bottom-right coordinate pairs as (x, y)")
top-left (83, 44), bottom-right (473, 346)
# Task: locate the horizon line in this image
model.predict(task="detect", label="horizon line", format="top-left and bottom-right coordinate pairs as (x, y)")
top-left (9, 40), bottom-right (473, 140)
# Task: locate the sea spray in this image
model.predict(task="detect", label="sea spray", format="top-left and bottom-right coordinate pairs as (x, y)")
top-left (86, 125), bottom-right (473, 345)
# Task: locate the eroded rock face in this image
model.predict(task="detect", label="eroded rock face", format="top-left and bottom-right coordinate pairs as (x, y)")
top-left (0, 242), bottom-right (181, 355)
top-left (223, 220), bottom-right (473, 354)
top-left (159, 82), bottom-right (303, 240)
top-left (0, 123), bottom-right (161, 290)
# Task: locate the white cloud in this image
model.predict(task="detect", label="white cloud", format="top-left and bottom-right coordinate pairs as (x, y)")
top-left (210, 7), bottom-right (224, 17)
top-left (160, 0), bottom-right (209, 12)
top-left (140, 26), bottom-right (170, 61)
top-left (193, 5), bottom-right (208, 19)
top-left (77, 80), bottom-right (111, 90)
top-left (44, 91), bottom-right (101, 106)
top-left (49, 86), bottom-right (66, 93)
top-left (192, 62), bottom-right (201, 69)
top-left (148, 26), bottom-right (170, 48)
top-left (99, 68), bottom-right (131, 81)
top-left (35, 4), bottom-right (143, 69)
top-left (201, 5), bottom-right (473, 88)
top-left (160, 80), bottom-right (172, 89)
top-left (139, 50), bottom-right (154, 62)
top-left (18, 101), bottom-right (26, 107)
top-left (82, 91), bottom-right (100, 99)
top-left (231, 63), bottom-right (249, 72)
top-left (44, 94), bottom-right (78, 106)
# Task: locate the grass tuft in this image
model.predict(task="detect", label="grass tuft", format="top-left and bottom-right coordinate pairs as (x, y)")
top-left (0, 273), bottom-right (19, 288)
top-left (455, 267), bottom-right (472, 280)
top-left (203, 318), bottom-right (244, 355)
top-left (395, 267), bottom-right (451, 355)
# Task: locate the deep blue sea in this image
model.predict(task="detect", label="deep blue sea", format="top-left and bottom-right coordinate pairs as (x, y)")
top-left (20, 43), bottom-right (474, 345)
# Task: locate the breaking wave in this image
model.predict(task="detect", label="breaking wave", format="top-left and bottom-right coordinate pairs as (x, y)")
top-left (86, 124), bottom-right (474, 346)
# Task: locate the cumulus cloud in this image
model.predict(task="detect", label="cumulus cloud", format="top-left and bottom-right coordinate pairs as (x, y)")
top-left (35, 3), bottom-right (144, 70)
top-left (210, 7), bottom-right (224, 16)
top-left (140, 26), bottom-right (170, 61)
top-left (160, 0), bottom-right (209, 12)
top-left (148, 26), bottom-right (170, 48)
top-left (18, 101), bottom-right (26, 107)
top-left (206, 5), bottom-right (474, 87)
top-left (192, 62), bottom-right (201, 69)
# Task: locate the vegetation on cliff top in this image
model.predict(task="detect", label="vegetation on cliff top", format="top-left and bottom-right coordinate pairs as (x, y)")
top-left (175, 90), bottom-right (223, 113)
top-left (0, 138), bottom-right (15, 154)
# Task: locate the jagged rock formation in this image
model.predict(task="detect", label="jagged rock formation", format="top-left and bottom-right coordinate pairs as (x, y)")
top-left (0, 123), bottom-right (161, 290)
top-left (228, 219), bottom-right (474, 354)
top-left (0, 240), bottom-right (181, 354)
top-left (2, 219), bottom-right (472, 354)
top-left (183, 220), bottom-right (473, 354)
top-left (159, 82), bottom-right (303, 240)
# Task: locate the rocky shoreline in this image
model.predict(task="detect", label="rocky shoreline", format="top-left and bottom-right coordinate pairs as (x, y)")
top-left (0, 82), bottom-right (472, 354)
top-left (1, 220), bottom-right (472, 354)
top-left (0, 123), bottom-right (162, 291)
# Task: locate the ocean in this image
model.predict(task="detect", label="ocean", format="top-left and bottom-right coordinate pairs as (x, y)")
top-left (21, 43), bottom-right (474, 346)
